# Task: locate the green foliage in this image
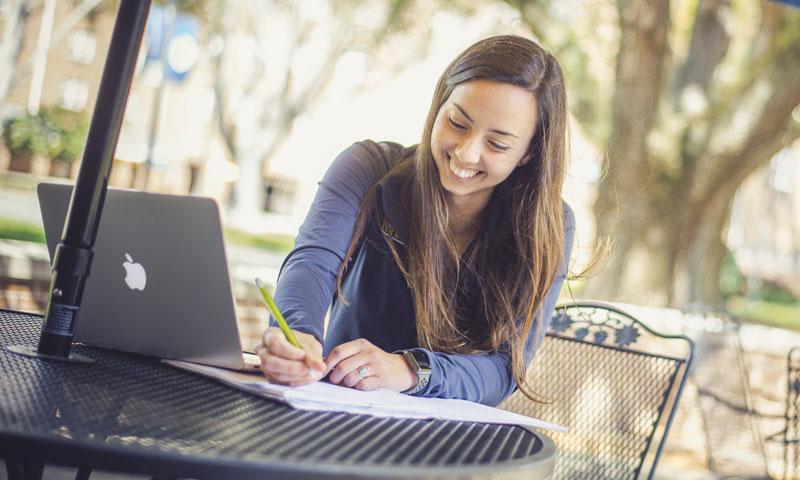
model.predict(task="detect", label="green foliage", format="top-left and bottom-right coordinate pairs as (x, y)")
top-left (153, 0), bottom-right (207, 16)
top-left (718, 250), bottom-right (796, 304)
top-left (2, 114), bottom-right (60, 158)
top-left (754, 281), bottom-right (798, 305)
top-left (1, 108), bottom-right (88, 163)
top-left (48, 109), bottom-right (89, 162)
top-left (719, 249), bottom-right (744, 298)
top-left (728, 296), bottom-right (800, 331)
top-left (0, 218), bottom-right (45, 244)
top-left (223, 227), bottom-right (294, 253)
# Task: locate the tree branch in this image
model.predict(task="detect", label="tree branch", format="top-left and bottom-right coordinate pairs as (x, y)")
top-left (674, 0), bottom-right (730, 97)
top-left (502, 0), bottom-right (549, 44)
top-left (700, 19), bottom-right (800, 206)
top-left (0, 0), bottom-right (30, 122)
top-left (677, 43), bottom-right (800, 259)
top-left (213, 60), bottom-right (236, 159)
top-left (211, 4), bottom-right (236, 159)
top-left (701, 5), bottom-right (795, 141)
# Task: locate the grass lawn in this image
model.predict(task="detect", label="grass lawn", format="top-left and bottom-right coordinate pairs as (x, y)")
top-left (728, 296), bottom-right (800, 331)
top-left (223, 227), bottom-right (294, 253)
top-left (0, 217), bottom-right (45, 243)
top-left (0, 216), bottom-right (294, 254)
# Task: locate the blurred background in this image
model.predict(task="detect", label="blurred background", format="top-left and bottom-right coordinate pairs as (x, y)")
top-left (0, 0), bottom-right (799, 477)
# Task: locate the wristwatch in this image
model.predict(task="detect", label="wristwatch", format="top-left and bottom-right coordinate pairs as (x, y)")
top-left (398, 349), bottom-right (431, 395)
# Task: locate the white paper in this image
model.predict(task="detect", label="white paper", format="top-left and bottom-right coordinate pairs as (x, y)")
top-left (163, 359), bottom-right (566, 432)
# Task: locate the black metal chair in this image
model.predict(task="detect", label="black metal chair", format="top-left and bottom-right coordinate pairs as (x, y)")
top-left (775, 346), bottom-right (800, 480)
top-left (681, 303), bottom-right (772, 479)
top-left (501, 301), bottom-right (694, 480)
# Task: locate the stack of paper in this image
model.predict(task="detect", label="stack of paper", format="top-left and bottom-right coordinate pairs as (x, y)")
top-left (163, 359), bottom-right (565, 432)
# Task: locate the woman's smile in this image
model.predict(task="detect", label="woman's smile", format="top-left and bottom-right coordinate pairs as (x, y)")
top-left (447, 153), bottom-right (484, 181)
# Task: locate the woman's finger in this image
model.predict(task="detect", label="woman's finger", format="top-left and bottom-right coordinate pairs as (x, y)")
top-left (341, 363), bottom-right (377, 388)
top-left (328, 350), bottom-right (370, 384)
top-left (297, 335), bottom-right (326, 373)
top-left (296, 331), bottom-right (323, 356)
top-left (265, 332), bottom-right (307, 361)
top-left (261, 354), bottom-right (313, 377)
top-left (324, 338), bottom-right (370, 374)
top-left (354, 376), bottom-right (379, 391)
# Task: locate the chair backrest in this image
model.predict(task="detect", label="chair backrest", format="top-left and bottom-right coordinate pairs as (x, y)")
top-left (501, 301), bottom-right (694, 480)
top-left (784, 346), bottom-right (800, 480)
top-left (680, 303), bottom-right (769, 478)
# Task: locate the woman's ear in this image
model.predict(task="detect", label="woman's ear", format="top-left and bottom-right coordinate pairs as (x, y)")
top-left (517, 156), bottom-right (530, 167)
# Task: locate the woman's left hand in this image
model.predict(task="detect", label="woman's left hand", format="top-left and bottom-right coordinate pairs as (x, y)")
top-left (324, 338), bottom-right (417, 392)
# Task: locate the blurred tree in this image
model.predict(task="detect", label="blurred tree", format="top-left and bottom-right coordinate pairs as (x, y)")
top-left (0, 0), bottom-right (32, 125)
top-left (507, 0), bottom-right (800, 306)
top-left (2, 107), bottom-right (88, 161)
top-left (204, 0), bottom-right (448, 225)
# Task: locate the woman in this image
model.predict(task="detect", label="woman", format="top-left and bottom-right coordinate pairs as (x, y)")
top-left (255, 34), bottom-right (575, 406)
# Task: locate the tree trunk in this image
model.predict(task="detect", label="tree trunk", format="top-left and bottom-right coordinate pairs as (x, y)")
top-left (227, 126), bottom-right (287, 228)
top-left (0, 0), bottom-right (29, 123)
top-left (586, 0), bottom-right (672, 304)
top-left (8, 152), bottom-right (33, 173)
top-left (674, 194), bottom-right (732, 307)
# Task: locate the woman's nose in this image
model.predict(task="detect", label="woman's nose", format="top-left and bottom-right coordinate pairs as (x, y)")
top-left (454, 136), bottom-right (481, 165)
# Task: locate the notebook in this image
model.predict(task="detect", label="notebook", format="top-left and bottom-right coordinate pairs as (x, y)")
top-left (37, 182), bottom-right (261, 371)
top-left (164, 359), bottom-right (567, 431)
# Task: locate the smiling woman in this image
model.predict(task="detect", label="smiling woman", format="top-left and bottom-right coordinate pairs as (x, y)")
top-left (254, 35), bottom-right (574, 406)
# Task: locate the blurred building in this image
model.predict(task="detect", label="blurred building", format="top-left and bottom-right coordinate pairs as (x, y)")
top-left (728, 142), bottom-right (800, 297)
top-left (0, 1), bottom-right (238, 208)
top-left (0, 1), bottom-right (113, 176)
top-left (2, 2), bottom-right (112, 120)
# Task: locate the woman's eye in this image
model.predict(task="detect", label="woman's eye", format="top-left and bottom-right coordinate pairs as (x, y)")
top-left (448, 116), bottom-right (467, 131)
top-left (489, 141), bottom-right (510, 152)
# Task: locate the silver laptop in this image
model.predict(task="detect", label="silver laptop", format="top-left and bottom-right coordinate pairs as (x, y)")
top-left (37, 182), bottom-right (261, 371)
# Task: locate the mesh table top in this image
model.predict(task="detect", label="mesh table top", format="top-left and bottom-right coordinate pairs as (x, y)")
top-left (0, 309), bottom-right (554, 479)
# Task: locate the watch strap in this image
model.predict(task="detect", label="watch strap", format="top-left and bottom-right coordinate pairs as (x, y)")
top-left (397, 349), bottom-right (431, 395)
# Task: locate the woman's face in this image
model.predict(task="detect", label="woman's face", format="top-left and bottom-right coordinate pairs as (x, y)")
top-left (430, 79), bottom-right (538, 215)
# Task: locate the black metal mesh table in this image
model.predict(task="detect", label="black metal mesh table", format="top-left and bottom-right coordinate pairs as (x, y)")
top-left (0, 309), bottom-right (555, 479)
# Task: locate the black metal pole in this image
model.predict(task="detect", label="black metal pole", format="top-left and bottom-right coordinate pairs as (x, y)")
top-left (7, 0), bottom-right (152, 362)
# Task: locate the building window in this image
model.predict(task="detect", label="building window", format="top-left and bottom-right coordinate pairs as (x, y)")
top-left (59, 78), bottom-right (89, 111)
top-left (262, 177), bottom-right (297, 214)
top-left (68, 30), bottom-right (96, 64)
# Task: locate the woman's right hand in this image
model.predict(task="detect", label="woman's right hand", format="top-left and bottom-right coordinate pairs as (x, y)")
top-left (255, 327), bottom-right (326, 386)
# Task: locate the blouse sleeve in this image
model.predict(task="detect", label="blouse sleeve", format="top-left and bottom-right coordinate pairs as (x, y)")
top-left (273, 141), bottom-right (394, 342)
top-left (412, 203), bottom-right (576, 406)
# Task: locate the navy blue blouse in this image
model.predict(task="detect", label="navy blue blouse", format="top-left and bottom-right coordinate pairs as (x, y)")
top-left (274, 141), bottom-right (574, 406)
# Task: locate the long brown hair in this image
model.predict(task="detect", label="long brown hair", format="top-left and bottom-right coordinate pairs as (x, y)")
top-left (338, 35), bottom-right (568, 401)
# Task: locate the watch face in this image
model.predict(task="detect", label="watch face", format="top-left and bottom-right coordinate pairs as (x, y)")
top-left (407, 350), bottom-right (431, 372)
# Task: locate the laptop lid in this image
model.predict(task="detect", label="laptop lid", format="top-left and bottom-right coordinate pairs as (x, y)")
top-left (37, 183), bottom-right (247, 370)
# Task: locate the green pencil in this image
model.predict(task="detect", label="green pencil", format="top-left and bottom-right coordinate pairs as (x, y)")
top-left (255, 277), bottom-right (303, 350)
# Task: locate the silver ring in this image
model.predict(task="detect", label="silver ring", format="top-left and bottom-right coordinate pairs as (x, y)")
top-left (357, 366), bottom-right (369, 378)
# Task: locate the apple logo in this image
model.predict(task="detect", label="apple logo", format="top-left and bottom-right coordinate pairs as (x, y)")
top-left (122, 253), bottom-right (146, 291)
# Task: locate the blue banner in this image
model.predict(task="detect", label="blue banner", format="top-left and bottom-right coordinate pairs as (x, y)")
top-left (145, 5), bottom-right (199, 83)
top-left (771, 0), bottom-right (800, 7)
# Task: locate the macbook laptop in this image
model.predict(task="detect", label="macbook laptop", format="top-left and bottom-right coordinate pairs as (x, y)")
top-left (37, 182), bottom-right (261, 371)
